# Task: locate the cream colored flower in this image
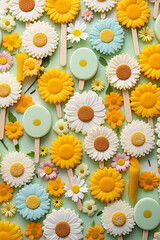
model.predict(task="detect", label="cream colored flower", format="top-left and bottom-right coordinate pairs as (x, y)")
top-left (138, 27), bottom-right (154, 42)
top-left (0, 0), bottom-right (9, 18)
top-left (84, 0), bottom-right (118, 13)
top-left (75, 163), bottom-right (90, 179)
top-left (1, 202), bottom-right (16, 217)
top-left (67, 21), bottom-right (88, 43)
top-left (82, 200), bottom-right (97, 216)
top-left (91, 78), bottom-right (105, 92)
top-left (0, 15), bottom-right (16, 32)
top-left (154, 232), bottom-right (160, 240)
top-left (53, 119), bottom-right (69, 136)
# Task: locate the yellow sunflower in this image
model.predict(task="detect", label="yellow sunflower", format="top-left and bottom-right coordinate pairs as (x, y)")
top-left (49, 134), bottom-right (83, 169)
top-left (37, 68), bottom-right (74, 104)
top-left (0, 221), bottom-right (22, 240)
top-left (45, 0), bottom-right (80, 24)
top-left (89, 167), bottom-right (125, 203)
top-left (138, 44), bottom-right (160, 80)
top-left (117, 0), bottom-right (150, 29)
top-left (130, 82), bottom-right (160, 118)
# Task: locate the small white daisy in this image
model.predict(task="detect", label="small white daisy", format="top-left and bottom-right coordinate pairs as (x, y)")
top-left (53, 119), bottom-right (69, 136)
top-left (82, 199), bottom-right (97, 216)
top-left (1, 202), bottom-right (16, 217)
top-left (64, 176), bottom-right (88, 202)
top-left (0, 15), bottom-right (16, 32)
top-left (75, 163), bottom-right (90, 179)
top-left (84, 0), bottom-right (118, 13)
top-left (67, 21), bottom-right (88, 43)
top-left (0, 0), bottom-right (9, 19)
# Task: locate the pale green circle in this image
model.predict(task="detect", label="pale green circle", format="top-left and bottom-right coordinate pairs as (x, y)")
top-left (155, 15), bottom-right (160, 42)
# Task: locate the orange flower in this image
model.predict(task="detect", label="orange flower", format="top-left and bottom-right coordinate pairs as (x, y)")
top-left (106, 109), bottom-right (125, 129)
top-left (15, 95), bottom-right (35, 113)
top-left (139, 171), bottom-right (159, 190)
top-left (5, 121), bottom-right (23, 140)
top-left (25, 222), bottom-right (43, 240)
top-left (85, 225), bottom-right (105, 240)
top-left (46, 177), bottom-right (65, 197)
top-left (0, 182), bottom-right (13, 203)
top-left (105, 92), bottom-right (123, 110)
top-left (3, 32), bottom-right (22, 52)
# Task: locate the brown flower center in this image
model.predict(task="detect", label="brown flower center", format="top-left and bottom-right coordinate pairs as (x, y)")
top-left (19, 0), bottom-right (35, 12)
top-left (55, 221), bottom-right (70, 237)
top-left (94, 137), bottom-right (109, 152)
top-left (78, 106), bottom-right (94, 122)
top-left (116, 64), bottom-right (131, 80)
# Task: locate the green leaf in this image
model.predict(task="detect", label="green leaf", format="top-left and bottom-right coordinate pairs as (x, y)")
top-left (91, 221), bottom-right (95, 227)
top-left (0, 140), bottom-right (8, 151)
top-left (116, 128), bottom-right (121, 137)
top-left (99, 56), bottom-right (107, 66)
top-left (30, 89), bottom-right (36, 94)
top-left (106, 84), bottom-right (113, 95)
top-left (42, 56), bottom-right (50, 68)
top-left (97, 211), bottom-right (103, 216)
top-left (67, 46), bottom-right (73, 50)
top-left (15, 144), bottom-right (19, 152)
top-left (27, 152), bottom-right (35, 158)
top-left (8, 111), bottom-right (17, 123)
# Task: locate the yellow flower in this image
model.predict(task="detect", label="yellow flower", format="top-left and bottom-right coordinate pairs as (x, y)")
top-left (0, 221), bottom-right (22, 240)
top-left (50, 134), bottom-right (83, 169)
top-left (139, 172), bottom-right (159, 190)
top-left (37, 68), bottom-right (74, 104)
top-left (23, 58), bottom-right (41, 77)
top-left (91, 78), bottom-right (105, 92)
top-left (39, 146), bottom-right (48, 156)
top-left (130, 82), bottom-right (160, 118)
top-left (0, 182), bottom-right (13, 203)
top-left (1, 202), bottom-right (16, 217)
top-left (46, 177), bottom-right (65, 197)
top-left (15, 95), bottom-right (35, 114)
top-left (138, 44), bottom-right (160, 80)
top-left (89, 167), bottom-right (125, 203)
top-left (16, 52), bottom-right (28, 82)
top-left (138, 27), bottom-right (154, 42)
top-left (105, 92), bottom-right (123, 110)
top-left (3, 32), bottom-right (22, 52)
top-left (52, 198), bottom-right (63, 208)
top-left (25, 222), bottom-right (43, 240)
top-left (117, 0), bottom-right (150, 29)
top-left (85, 225), bottom-right (105, 240)
top-left (5, 121), bottom-right (23, 140)
top-left (106, 109), bottom-right (125, 129)
top-left (45, 0), bottom-right (80, 24)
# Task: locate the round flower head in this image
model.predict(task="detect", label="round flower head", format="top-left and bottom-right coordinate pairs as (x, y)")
top-left (81, 9), bottom-right (93, 22)
top-left (82, 199), bottom-right (98, 217)
top-left (75, 163), bottom-right (90, 179)
top-left (38, 68), bottom-right (74, 104)
top-left (1, 151), bottom-right (35, 188)
top-left (117, 0), bottom-right (150, 29)
top-left (155, 117), bottom-right (160, 138)
top-left (154, 232), bottom-right (160, 240)
top-left (91, 78), bottom-right (105, 92)
top-left (3, 32), bottom-right (22, 52)
top-left (90, 18), bottom-right (124, 55)
top-left (130, 82), bottom-right (160, 118)
top-left (0, 0), bottom-right (9, 18)
top-left (84, 126), bottom-right (119, 162)
top-left (16, 183), bottom-right (50, 221)
top-left (1, 202), bottom-right (16, 217)
top-left (67, 21), bottom-right (88, 43)
top-left (106, 109), bottom-right (125, 129)
top-left (45, 0), bottom-right (80, 24)
top-left (111, 153), bottom-right (130, 172)
top-left (9, 0), bottom-right (45, 22)
top-left (25, 222), bottom-right (43, 240)
top-left (53, 119), bottom-right (69, 136)
top-left (106, 54), bottom-right (141, 90)
top-left (0, 72), bottom-right (22, 108)
top-left (38, 160), bottom-right (58, 180)
top-left (138, 171), bottom-right (159, 190)
top-left (46, 177), bottom-right (65, 197)
top-left (0, 221), bottom-right (22, 240)
top-left (64, 91), bottom-right (106, 135)
top-left (120, 120), bottom-right (155, 157)
top-left (85, 225), bottom-right (105, 240)
top-left (102, 200), bottom-right (135, 237)
top-left (0, 182), bottom-right (13, 203)
top-left (84, 0), bottom-right (118, 13)
top-left (0, 15), bottom-right (16, 32)
top-left (52, 198), bottom-right (63, 208)
top-left (22, 21), bottom-right (58, 59)
top-left (15, 95), bottom-right (35, 113)
top-left (0, 51), bottom-right (13, 71)
top-left (105, 92), bottom-right (123, 110)
top-left (89, 167), bottom-right (125, 203)
top-left (138, 27), bottom-right (154, 42)
top-left (5, 121), bottom-right (23, 140)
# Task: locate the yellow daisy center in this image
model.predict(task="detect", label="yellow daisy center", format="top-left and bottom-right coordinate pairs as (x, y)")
top-left (143, 210), bottom-right (152, 218)
top-left (111, 98), bottom-right (117, 104)
top-left (111, 116), bottom-right (118, 123)
top-left (116, 64), bottom-right (131, 80)
top-left (59, 144), bottom-right (74, 160)
top-left (33, 119), bottom-right (41, 126)
top-left (19, 0), bottom-right (35, 12)
top-left (72, 184), bottom-right (80, 194)
top-left (28, 64), bottom-right (35, 70)
top-left (5, 20), bottom-right (10, 26)
top-left (94, 136), bottom-right (109, 152)
top-left (26, 195), bottom-right (40, 209)
top-left (148, 54), bottom-right (160, 70)
top-left (10, 163), bottom-right (24, 177)
top-left (99, 177), bottom-right (115, 193)
top-left (31, 229), bottom-right (37, 234)
top-left (140, 92), bottom-right (156, 108)
top-left (0, 189), bottom-right (6, 196)
top-left (98, 0), bottom-right (106, 1)
top-left (0, 57), bottom-right (7, 65)
top-left (9, 39), bottom-right (15, 46)
top-left (33, 33), bottom-right (48, 47)
top-left (92, 232), bottom-right (99, 239)
top-left (0, 232), bottom-right (10, 240)
top-left (73, 29), bottom-right (81, 37)
top-left (78, 106), bottom-right (94, 122)
top-left (22, 101), bottom-right (28, 107)
top-left (131, 132), bottom-right (145, 146)
top-left (53, 184), bottom-right (59, 190)
top-left (100, 29), bottom-right (114, 43)
top-left (80, 169), bottom-right (84, 173)
top-left (47, 78), bottom-right (63, 94)
top-left (55, 0), bottom-right (71, 14)
top-left (59, 125), bottom-right (64, 130)
top-left (145, 178), bottom-right (152, 184)
top-left (88, 205), bottom-right (92, 210)
top-left (44, 166), bottom-right (53, 175)
top-left (0, 83), bottom-right (11, 97)
top-left (79, 59), bottom-right (87, 67)
top-left (55, 221), bottom-right (70, 237)
top-left (85, 13), bottom-right (89, 16)
top-left (10, 126), bottom-right (17, 133)
top-left (112, 212), bottom-right (126, 226)
top-left (118, 158), bottom-right (125, 166)
top-left (126, 4), bottom-right (141, 20)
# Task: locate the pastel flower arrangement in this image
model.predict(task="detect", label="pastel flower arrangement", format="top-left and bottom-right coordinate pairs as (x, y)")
top-left (111, 153), bottom-right (130, 172)
top-left (0, 51), bottom-right (13, 71)
top-left (38, 160), bottom-right (58, 180)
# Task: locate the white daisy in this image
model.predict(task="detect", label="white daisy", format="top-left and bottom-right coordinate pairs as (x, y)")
top-left (0, 0), bottom-right (9, 19)
top-left (67, 21), bottom-right (88, 43)
top-left (1, 202), bottom-right (16, 217)
top-left (75, 163), bottom-right (90, 179)
top-left (120, 120), bottom-right (155, 157)
top-left (106, 54), bottom-right (141, 90)
top-left (84, 0), bottom-right (118, 13)
top-left (82, 199), bottom-right (97, 217)
top-left (84, 126), bottom-right (119, 162)
top-left (0, 72), bottom-right (22, 108)
top-left (64, 91), bottom-right (106, 135)
top-left (43, 208), bottom-right (83, 240)
top-left (64, 176), bottom-right (88, 203)
top-left (155, 117), bottom-right (160, 138)
top-left (0, 15), bottom-right (16, 32)
top-left (154, 232), bottom-right (160, 240)
top-left (9, 0), bottom-right (45, 22)
top-left (22, 21), bottom-right (59, 59)
top-left (102, 200), bottom-right (135, 237)
top-left (0, 151), bottom-right (35, 188)
top-left (53, 119), bottom-right (69, 136)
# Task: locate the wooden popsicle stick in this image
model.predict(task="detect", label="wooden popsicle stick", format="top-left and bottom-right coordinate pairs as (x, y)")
top-left (56, 103), bottom-right (62, 118)
top-left (13, 138), bottom-right (18, 146)
top-left (131, 28), bottom-right (140, 56)
top-left (77, 198), bottom-right (82, 211)
top-left (100, 12), bottom-right (106, 19)
top-left (148, 117), bottom-right (154, 128)
top-left (142, 230), bottom-right (149, 240)
top-left (153, 0), bottom-right (159, 19)
top-left (38, 58), bottom-right (42, 65)
top-left (99, 161), bottom-right (104, 169)
top-left (79, 80), bottom-right (85, 91)
top-left (122, 89), bottom-right (132, 123)
top-left (35, 137), bottom-right (40, 163)
top-left (25, 22), bottom-right (30, 28)
top-left (67, 167), bottom-right (74, 183)
top-left (0, 108), bottom-right (6, 140)
top-left (60, 23), bottom-right (67, 67)
top-left (117, 235), bottom-right (123, 240)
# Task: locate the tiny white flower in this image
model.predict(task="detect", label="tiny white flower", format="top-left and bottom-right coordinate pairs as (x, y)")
top-left (82, 199), bottom-right (97, 216)
top-left (53, 119), bottom-right (69, 136)
top-left (0, 15), bottom-right (16, 32)
top-left (155, 121), bottom-right (160, 138)
top-left (154, 232), bottom-right (160, 240)
top-left (75, 163), bottom-right (90, 179)
top-left (67, 21), bottom-right (88, 43)
top-left (64, 176), bottom-right (88, 202)
top-left (157, 140), bottom-right (160, 147)
top-left (157, 148), bottom-right (160, 154)
top-left (157, 155), bottom-right (160, 164)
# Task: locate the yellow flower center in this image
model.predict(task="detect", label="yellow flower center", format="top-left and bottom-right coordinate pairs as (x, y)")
top-left (143, 210), bottom-right (152, 218)
top-left (145, 178), bottom-right (152, 184)
top-left (31, 229), bottom-right (37, 235)
top-left (118, 158), bottom-right (125, 166)
top-left (33, 33), bottom-right (48, 47)
top-left (149, 54), bottom-right (160, 70)
top-left (126, 4), bottom-right (141, 20)
top-left (0, 83), bottom-right (11, 97)
top-left (80, 169), bottom-right (84, 173)
top-left (28, 64), bottom-right (35, 70)
top-left (10, 126), bottom-right (17, 133)
top-left (98, 0), bottom-right (106, 1)
top-left (111, 116), bottom-right (118, 123)
top-left (59, 125), bottom-right (64, 130)
top-left (111, 98), bottom-right (117, 104)
top-left (55, 0), bottom-right (71, 14)
top-left (94, 136), bottom-right (109, 152)
top-left (88, 205), bottom-right (92, 210)
top-left (92, 232), bottom-right (99, 239)
top-left (72, 29), bottom-right (81, 37)
top-left (78, 106), bottom-right (94, 122)
top-left (72, 184), bottom-right (80, 194)
top-left (26, 195), bottom-right (40, 209)
top-left (47, 78), bottom-right (63, 94)
top-left (85, 13), bottom-right (89, 16)
top-left (5, 20), bottom-right (10, 26)
top-left (9, 39), bottom-right (15, 46)
top-left (59, 144), bottom-right (74, 160)
top-left (131, 132), bottom-right (145, 146)
top-left (22, 101), bottom-right (28, 107)
top-left (140, 92), bottom-right (156, 108)
top-left (0, 232), bottom-right (10, 240)
top-left (53, 184), bottom-right (59, 190)
top-left (0, 188), bottom-right (6, 196)
top-left (19, 0), bottom-right (35, 12)
top-left (44, 166), bottom-right (53, 175)
top-left (112, 212), bottom-right (126, 226)
top-left (100, 29), bottom-right (114, 43)
top-left (33, 119), bottom-right (41, 126)
top-left (79, 59), bottom-right (87, 67)
top-left (55, 221), bottom-right (70, 238)
top-left (10, 163), bottom-right (25, 177)
top-left (0, 57), bottom-right (7, 65)
top-left (99, 177), bottom-right (115, 193)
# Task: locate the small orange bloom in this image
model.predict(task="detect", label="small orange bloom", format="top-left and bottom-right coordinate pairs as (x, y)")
top-left (46, 177), bottom-right (65, 197)
top-left (106, 109), bottom-right (125, 129)
top-left (3, 32), bottom-right (22, 52)
top-left (139, 171), bottom-right (159, 190)
top-left (85, 225), bottom-right (105, 240)
top-left (0, 182), bottom-right (13, 203)
top-left (5, 121), bottom-right (23, 140)
top-left (105, 92), bottom-right (123, 110)
top-left (25, 222), bottom-right (43, 240)
top-left (15, 95), bottom-right (35, 113)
